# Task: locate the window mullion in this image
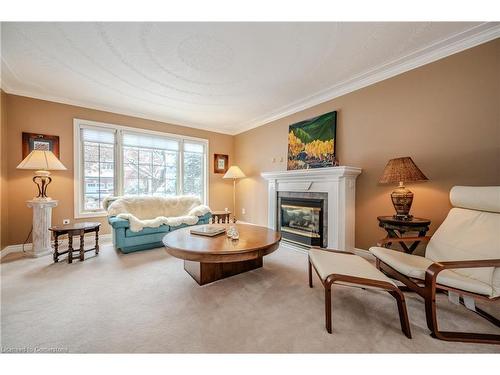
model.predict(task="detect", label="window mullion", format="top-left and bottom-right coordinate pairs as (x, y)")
top-left (178, 139), bottom-right (183, 195)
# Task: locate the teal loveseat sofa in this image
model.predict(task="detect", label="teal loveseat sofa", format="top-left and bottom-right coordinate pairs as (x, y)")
top-left (105, 196), bottom-right (212, 253)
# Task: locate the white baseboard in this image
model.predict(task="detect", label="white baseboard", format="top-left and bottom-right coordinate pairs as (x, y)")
top-left (1, 233), bottom-right (112, 259)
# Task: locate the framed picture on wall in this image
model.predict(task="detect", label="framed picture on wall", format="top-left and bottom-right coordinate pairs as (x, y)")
top-left (287, 111), bottom-right (337, 170)
top-left (214, 154), bottom-right (229, 174)
top-left (22, 132), bottom-right (60, 159)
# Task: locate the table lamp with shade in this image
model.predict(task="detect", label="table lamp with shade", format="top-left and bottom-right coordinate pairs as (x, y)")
top-left (223, 165), bottom-right (246, 221)
top-left (16, 150), bottom-right (67, 200)
top-left (379, 156), bottom-right (428, 220)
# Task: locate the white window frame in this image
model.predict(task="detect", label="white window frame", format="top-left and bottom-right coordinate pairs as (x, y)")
top-left (74, 118), bottom-right (209, 218)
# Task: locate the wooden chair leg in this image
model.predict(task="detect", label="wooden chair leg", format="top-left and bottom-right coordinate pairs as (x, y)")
top-left (308, 258), bottom-right (313, 288)
top-left (424, 292), bottom-right (500, 344)
top-left (389, 290), bottom-right (412, 339)
top-left (325, 283), bottom-right (332, 334)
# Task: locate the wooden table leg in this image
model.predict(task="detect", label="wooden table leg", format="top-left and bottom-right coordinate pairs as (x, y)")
top-left (68, 235), bottom-right (73, 263)
top-left (53, 234), bottom-right (59, 263)
top-left (79, 230), bottom-right (85, 261)
top-left (183, 257), bottom-right (263, 285)
top-left (95, 228), bottom-right (99, 255)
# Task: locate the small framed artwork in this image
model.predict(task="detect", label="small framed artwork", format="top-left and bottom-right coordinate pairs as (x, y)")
top-left (22, 132), bottom-right (60, 159)
top-left (214, 154), bottom-right (229, 174)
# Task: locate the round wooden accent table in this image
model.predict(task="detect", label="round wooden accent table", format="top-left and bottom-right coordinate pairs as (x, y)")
top-left (163, 224), bottom-right (281, 285)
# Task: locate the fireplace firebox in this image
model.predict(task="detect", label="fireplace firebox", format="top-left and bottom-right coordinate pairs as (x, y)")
top-left (279, 197), bottom-right (324, 247)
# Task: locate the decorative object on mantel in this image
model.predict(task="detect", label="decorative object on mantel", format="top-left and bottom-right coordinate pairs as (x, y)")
top-left (22, 132), bottom-right (60, 159)
top-left (223, 165), bottom-right (246, 222)
top-left (214, 154), bottom-right (229, 174)
top-left (379, 157), bottom-right (428, 220)
top-left (17, 150), bottom-right (67, 200)
top-left (287, 111), bottom-right (337, 170)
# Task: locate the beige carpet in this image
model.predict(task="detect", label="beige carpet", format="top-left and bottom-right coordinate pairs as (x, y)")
top-left (1, 243), bottom-right (499, 353)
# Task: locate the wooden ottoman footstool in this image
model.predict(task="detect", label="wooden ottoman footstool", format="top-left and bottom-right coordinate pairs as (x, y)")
top-left (308, 247), bottom-right (412, 338)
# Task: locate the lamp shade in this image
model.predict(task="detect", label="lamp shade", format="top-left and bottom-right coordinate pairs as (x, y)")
top-left (223, 165), bottom-right (246, 179)
top-left (379, 157), bottom-right (428, 184)
top-left (16, 150), bottom-right (67, 171)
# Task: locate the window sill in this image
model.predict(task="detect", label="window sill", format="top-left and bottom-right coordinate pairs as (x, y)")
top-left (75, 211), bottom-right (108, 219)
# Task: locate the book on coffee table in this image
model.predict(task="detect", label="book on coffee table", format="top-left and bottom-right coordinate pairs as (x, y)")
top-left (190, 226), bottom-right (226, 237)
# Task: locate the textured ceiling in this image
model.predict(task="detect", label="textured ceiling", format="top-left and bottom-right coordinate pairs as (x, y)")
top-left (1, 22), bottom-right (498, 134)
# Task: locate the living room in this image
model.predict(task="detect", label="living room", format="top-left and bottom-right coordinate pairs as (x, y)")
top-left (1, 1), bottom-right (499, 372)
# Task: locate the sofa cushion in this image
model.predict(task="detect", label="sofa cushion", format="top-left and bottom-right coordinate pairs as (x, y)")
top-left (125, 224), bottom-right (170, 238)
top-left (369, 247), bottom-right (495, 297)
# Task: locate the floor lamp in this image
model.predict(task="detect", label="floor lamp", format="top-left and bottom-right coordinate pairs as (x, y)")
top-left (223, 166), bottom-right (246, 222)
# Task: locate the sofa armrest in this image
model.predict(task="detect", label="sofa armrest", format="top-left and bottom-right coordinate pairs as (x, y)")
top-left (108, 216), bottom-right (130, 229)
top-left (197, 212), bottom-right (212, 223)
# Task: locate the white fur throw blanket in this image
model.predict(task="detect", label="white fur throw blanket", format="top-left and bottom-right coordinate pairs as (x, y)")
top-left (105, 196), bottom-right (211, 232)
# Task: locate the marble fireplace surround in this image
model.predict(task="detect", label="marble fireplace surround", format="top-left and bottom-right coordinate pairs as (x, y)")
top-left (261, 167), bottom-right (362, 252)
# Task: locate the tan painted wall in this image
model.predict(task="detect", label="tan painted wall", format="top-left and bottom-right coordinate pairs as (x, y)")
top-left (234, 39), bottom-right (500, 250)
top-left (1, 90), bottom-right (8, 249)
top-left (3, 94), bottom-right (235, 246)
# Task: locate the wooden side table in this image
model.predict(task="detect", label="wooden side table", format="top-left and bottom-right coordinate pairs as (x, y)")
top-left (211, 211), bottom-right (232, 224)
top-left (49, 222), bottom-right (101, 263)
top-left (377, 216), bottom-right (431, 254)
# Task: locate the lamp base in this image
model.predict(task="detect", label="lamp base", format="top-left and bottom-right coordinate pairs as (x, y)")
top-left (33, 170), bottom-right (52, 199)
top-left (391, 185), bottom-right (413, 218)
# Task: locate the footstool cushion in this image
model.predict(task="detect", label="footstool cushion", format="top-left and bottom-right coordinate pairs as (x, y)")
top-left (309, 248), bottom-right (397, 290)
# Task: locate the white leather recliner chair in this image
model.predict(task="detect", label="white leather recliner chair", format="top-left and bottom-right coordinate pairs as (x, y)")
top-left (369, 186), bottom-right (500, 344)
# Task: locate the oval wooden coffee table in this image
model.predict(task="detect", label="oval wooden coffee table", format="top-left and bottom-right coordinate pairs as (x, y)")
top-left (163, 224), bottom-right (281, 285)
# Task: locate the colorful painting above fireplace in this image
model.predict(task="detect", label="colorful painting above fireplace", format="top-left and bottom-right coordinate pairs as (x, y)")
top-left (287, 111), bottom-right (337, 170)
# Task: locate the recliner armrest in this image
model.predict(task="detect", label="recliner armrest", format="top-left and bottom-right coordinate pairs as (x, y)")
top-left (108, 216), bottom-right (130, 229)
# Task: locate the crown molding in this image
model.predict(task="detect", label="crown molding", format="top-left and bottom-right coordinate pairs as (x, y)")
top-left (0, 85), bottom-right (235, 136)
top-left (234, 22), bottom-right (500, 135)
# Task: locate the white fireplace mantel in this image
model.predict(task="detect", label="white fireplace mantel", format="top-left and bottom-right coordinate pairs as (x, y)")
top-left (261, 166), bottom-right (362, 251)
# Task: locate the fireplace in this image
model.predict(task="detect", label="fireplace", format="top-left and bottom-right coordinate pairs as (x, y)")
top-left (277, 191), bottom-right (328, 248)
top-left (262, 167), bottom-right (361, 251)
top-left (280, 197), bottom-right (324, 247)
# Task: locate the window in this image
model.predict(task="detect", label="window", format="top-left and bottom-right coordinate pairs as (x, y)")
top-left (74, 119), bottom-right (208, 218)
top-left (122, 131), bottom-right (179, 197)
top-left (80, 127), bottom-right (116, 212)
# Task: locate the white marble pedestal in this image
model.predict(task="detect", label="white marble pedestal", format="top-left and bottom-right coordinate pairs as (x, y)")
top-left (26, 199), bottom-right (58, 257)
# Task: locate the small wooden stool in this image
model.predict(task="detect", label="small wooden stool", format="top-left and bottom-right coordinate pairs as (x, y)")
top-left (211, 211), bottom-right (232, 224)
top-left (308, 247), bottom-right (412, 338)
top-left (49, 222), bottom-right (101, 263)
